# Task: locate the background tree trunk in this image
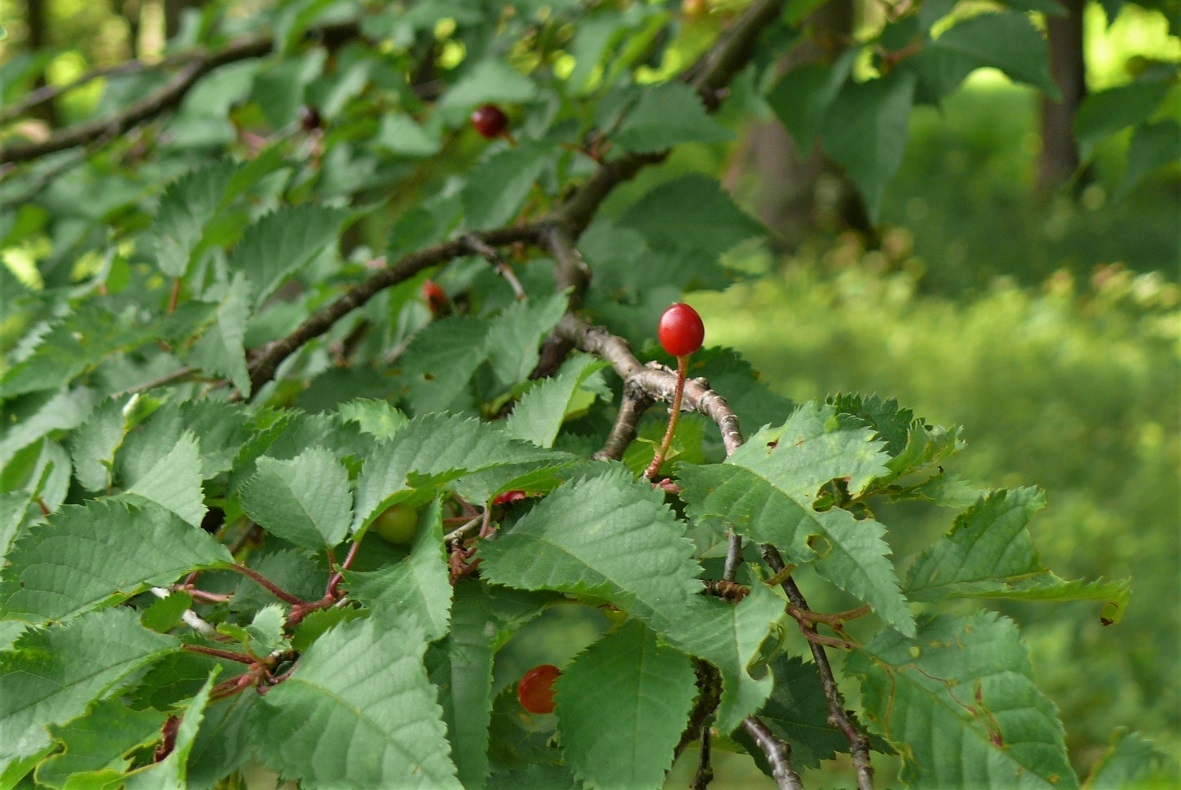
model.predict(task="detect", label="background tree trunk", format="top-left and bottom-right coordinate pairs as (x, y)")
top-left (1039, 0), bottom-right (1087, 192)
top-left (25, 0), bottom-right (59, 126)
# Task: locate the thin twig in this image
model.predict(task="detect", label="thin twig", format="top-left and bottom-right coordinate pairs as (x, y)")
top-left (691, 721), bottom-right (715, 790)
top-left (464, 233), bottom-right (527, 300)
top-left (741, 717), bottom-right (805, 790)
top-left (762, 545), bottom-right (875, 790)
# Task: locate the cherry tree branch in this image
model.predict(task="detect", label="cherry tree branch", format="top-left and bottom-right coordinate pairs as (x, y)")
top-left (741, 717), bottom-right (805, 790)
top-left (0, 21), bottom-right (361, 164)
top-left (246, 224), bottom-right (542, 397)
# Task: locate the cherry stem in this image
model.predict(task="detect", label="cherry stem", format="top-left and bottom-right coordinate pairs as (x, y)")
top-left (646, 354), bottom-right (689, 480)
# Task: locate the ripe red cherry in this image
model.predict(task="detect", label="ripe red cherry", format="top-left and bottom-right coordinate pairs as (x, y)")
top-left (658, 303), bottom-right (705, 357)
top-left (471, 104), bottom-right (509, 139)
top-left (299, 106), bottom-right (322, 131)
top-left (517, 664), bottom-right (560, 714)
top-left (422, 280), bottom-right (447, 315)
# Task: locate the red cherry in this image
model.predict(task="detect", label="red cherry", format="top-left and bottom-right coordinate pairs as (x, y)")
top-left (422, 280), bottom-right (447, 315)
top-left (517, 664), bottom-right (560, 714)
top-left (492, 490), bottom-right (527, 506)
top-left (471, 104), bottom-right (509, 139)
top-left (658, 303), bottom-right (705, 357)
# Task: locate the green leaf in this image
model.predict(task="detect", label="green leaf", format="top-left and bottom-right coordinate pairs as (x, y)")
top-left (239, 446), bottom-right (353, 551)
top-left (462, 144), bottom-right (550, 230)
top-left (187, 693), bottom-right (257, 790)
top-left (125, 667), bottom-right (218, 789)
top-left (738, 655), bottom-right (848, 770)
top-left (140, 590), bottom-right (193, 633)
top-left (904, 488), bottom-right (1131, 624)
top-left (35, 699), bottom-right (167, 789)
top-left (478, 467), bottom-right (703, 631)
top-left (910, 12), bottom-right (1060, 100)
top-left (0, 499), bottom-right (232, 622)
top-left (767, 48), bottom-right (859, 152)
top-left (375, 113), bottom-right (443, 157)
top-left (612, 82), bottom-right (733, 153)
top-left (345, 500), bottom-right (452, 640)
top-left (252, 53), bottom-right (324, 129)
top-left (679, 403), bottom-right (915, 636)
top-left (506, 354), bottom-right (609, 448)
top-left (556, 619), bottom-right (695, 790)
top-left (1120, 120), bottom-right (1181, 196)
top-left (187, 273), bottom-right (253, 397)
top-left (0, 608), bottom-right (179, 763)
top-left (69, 394), bottom-right (132, 492)
top-left (821, 71), bottom-right (915, 221)
top-left (827, 393), bottom-right (963, 479)
top-left (251, 618), bottom-right (461, 789)
top-left (845, 611), bottom-right (1078, 789)
top-left (617, 174), bottom-right (765, 267)
top-left (1074, 81), bottom-right (1171, 160)
top-left (1082, 728), bottom-right (1178, 789)
top-left (437, 60), bottom-right (537, 118)
top-left (425, 583), bottom-right (555, 790)
top-left (122, 429), bottom-right (207, 528)
top-left (148, 161), bottom-right (235, 278)
top-left (396, 316), bottom-right (489, 416)
top-left (338, 398), bottom-right (408, 441)
top-left (485, 295), bottom-right (569, 389)
top-left (664, 583), bottom-right (785, 734)
top-left (352, 413), bottom-right (564, 531)
top-left (227, 204), bottom-right (350, 308)
top-left (0, 388), bottom-right (95, 468)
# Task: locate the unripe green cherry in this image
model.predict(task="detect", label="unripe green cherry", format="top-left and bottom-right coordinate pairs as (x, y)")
top-left (372, 503), bottom-right (419, 545)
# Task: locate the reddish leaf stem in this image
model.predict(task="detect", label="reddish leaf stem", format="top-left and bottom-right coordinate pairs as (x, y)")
top-left (227, 564), bottom-right (307, 605)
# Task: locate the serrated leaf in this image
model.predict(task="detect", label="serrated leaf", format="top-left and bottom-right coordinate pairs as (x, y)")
top-left (478, 468), bottom-right (703, 631)
top-left (240, 447), bottom-right (353, 551)
top-left (679, 403), bottom-right (915, 635)
top-left (140, 590), bottom-right (193, 633)
top-left (425, 582), bottom-right (554, 790)
top-left (740, 655), bottom-right (848, 769)
top-left (227, 204), bottom-right (350, 308)
top-left (187, 693), bottom-right (257, 789)
top-left (345, 500), bottom-right (452, 640)
top-left (485, 295), bottom-right (568, 389)
top-left (124, 667), bottom-right (218, 789)
top-left (338, 398), bottom-right (408, 440)
top-left (463, 144), bottom-right (549, 230)
top-left (437, 59), bottom-right (537, 116)
top-left (352, 413), bottom-right (565, 531)
top-left (118, 399), bottom-right (252, 484)
top-left (903, 488), bottom-right (1131, 623)
top-left (910, 12), bottom-right (1060, 100)
top-left (557, 619), bottom-right (696, 790)
top-left (1120, 120), bottom-right (1181, 197)
top-left (69, 394), bottom-right (132, 492)
top-left (149, 162), bottom-right (235, 278)
top-left (251, 618), bottom-right (461, 789)
top-left (0, 608), bottom-right (179, 762)
top-left (767, 47), bottom-right (859, 152)
top-left (612, 82), bottom-right (733, 153)
top-left (1082, 728), bottom-right (1178, 789)
top-left (35, 699), bottom-right (167, 789)
top-left (187, 273), bottom-right (253, 396)
top-left (845, 611), bottom-right (1078, 789)
top-left (506, 354), bottom-right (609, 448)
top-left (123, 430), bottom-right (207, 528)
top-left (396, 316), bottom-right (489, 416)
top-left (0, 387), bottom-right (94, 468)
top-left (821, 71), bottom-right (915, 221)
top-left (0, 499), bottom-right (232, 622)
top-left (827, 393), bottom-right (963, 478)
top-left (617, 174), bottom-right (765, 266)
top-left (664, 583), bottom-right (785, 733)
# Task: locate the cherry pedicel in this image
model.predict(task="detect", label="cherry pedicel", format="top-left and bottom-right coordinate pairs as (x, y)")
top-left (471, 103), bottom-right (510, 140)
top-left (647, 303), bottom-right (705, 480)
top-left (517, 664), bottom-right (560, 714)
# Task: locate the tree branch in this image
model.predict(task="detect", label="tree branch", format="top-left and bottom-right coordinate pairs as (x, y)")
top-left (0, 20), bottom-right (361, 164)
top-left (741, 717), bottom-right (805, 790)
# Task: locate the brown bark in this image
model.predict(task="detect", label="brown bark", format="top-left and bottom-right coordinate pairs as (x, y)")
top-left (1039, 0), bottom-right (1087, 192)
top-left (25, 0), bottom-right (59, 126)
